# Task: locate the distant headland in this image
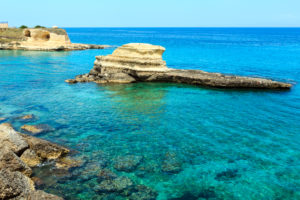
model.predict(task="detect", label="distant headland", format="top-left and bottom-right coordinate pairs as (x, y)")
top-left (0, 24), bottom-right (109, 51)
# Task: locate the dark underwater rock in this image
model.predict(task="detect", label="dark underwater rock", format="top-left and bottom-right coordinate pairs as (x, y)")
top-left (128, 185), bottom-right (158, 200)
top-left (95, 176), bottom-right (133, 194)
top-left (215, 169), bottom-right (240, 181)
top-left (162, 152), bottom-right (182, 174)
top-left (113, 155), bottom-right (143, 172)
top-left (97, 168), bottom-right (117, 182)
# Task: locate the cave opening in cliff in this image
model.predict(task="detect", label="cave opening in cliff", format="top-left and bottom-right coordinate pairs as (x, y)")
top-left (24, 30), bottom-right (31, 37)
top-left (40, 32), bottom-right (50, 41)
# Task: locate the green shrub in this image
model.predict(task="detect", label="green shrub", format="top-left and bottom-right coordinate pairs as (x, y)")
top-left (19, 25), bottom-right (28, 29)
top-left (34, 25), bottom-right (45, 28)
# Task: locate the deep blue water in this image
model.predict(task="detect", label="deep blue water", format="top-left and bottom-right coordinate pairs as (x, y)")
top-left (0, 28), bottom-right (300, 200)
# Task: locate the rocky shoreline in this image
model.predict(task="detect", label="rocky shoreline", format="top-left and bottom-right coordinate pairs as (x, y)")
top-left (0, 122), bottom-right (68, 199)
top-left (0, 28), bottom-right (110, 51)
top-left (66, 43), bottom-right (292, 89)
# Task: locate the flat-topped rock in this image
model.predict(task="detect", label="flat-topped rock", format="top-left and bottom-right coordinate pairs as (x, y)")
top-left (94, 43), bottom-right (168, 73)
top-left (66, 43), bottom-right (292, 89)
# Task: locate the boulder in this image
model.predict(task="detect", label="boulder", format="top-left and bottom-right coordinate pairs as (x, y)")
top-left (20, 133), bottom-right (69, 160)
top-left (66, 43), bottom-right (292, 89)
top-left (20, 149), bottom-right (43, 167)
top-left (0, 123), bottom-right (28, 155)
top-left (0, 169), bottom-right (34, 199)
top-left (0, 146), bottom-right (32, 177)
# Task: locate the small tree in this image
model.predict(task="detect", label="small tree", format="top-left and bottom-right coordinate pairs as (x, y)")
top-left (19, 25), bottom-right (28, 29)
top-left (34, 25), bottom-right (45, 28)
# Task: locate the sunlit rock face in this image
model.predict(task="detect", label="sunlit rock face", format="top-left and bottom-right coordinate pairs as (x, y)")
top-left (66, 43), bottom-right (292, 89)
top-left (95, 43), bottom-right (168, 72)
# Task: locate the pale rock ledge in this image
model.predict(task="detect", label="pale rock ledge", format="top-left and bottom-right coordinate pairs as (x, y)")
top-left (66, 43), bottom-right (292, 89)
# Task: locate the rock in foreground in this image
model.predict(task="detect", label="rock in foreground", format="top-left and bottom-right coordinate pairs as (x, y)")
top-left (66, 43), bottom-right (292, 89)
top-left (0, 123), bottom-right (69, 199)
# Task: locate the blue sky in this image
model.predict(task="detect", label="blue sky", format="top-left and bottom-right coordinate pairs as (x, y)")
top-left (1, 0), bottom-right (300, 27)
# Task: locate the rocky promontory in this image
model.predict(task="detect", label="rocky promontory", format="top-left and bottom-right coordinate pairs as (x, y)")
top-left (0, 123), bottom-right (69, 199)
top-left (66, 43), bottom-right (292, 89)
top-left (0, 28), bottom-right (109, 51)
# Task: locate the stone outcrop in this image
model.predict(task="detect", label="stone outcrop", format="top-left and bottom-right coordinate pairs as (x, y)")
top-left (66, 43), bottom-right (292, 89)
top-left (0, 123), bottom-right (69, 199)
top-left (0, 28), bottom-right (109, 51)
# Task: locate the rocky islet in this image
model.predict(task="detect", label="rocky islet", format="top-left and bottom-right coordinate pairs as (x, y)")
top-left (66, 43), bottom-right (292, 89)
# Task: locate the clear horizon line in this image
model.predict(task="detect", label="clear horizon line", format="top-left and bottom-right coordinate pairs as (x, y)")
top-left (60, 26), bottom-right (300, 28)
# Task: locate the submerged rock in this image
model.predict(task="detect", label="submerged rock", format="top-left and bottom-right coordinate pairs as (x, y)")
top-left (55, 156), bottom-right (83, 170)
top-left (0, 118), bottom-right (6, 122)
top-left (113, 155), bottom-right (143, 172)
top-left (16, 114), bottom-right (36, 122)
top-left (128, 185), bottom-right (158, 200)
top-left (162, 152), bottom-right (182, 174)
top-left (97, 168), bottom-right (118, 182)
top-left (95, 176), bottom-right (133, 193)
top-left (66, 43), bottom-right (292, 89)
top-left (0, 123), bottom-right (28, 155)
top-left (21, 124), bottom-right (55, 135)
top-left (215, 169), bottom-right (240, 181)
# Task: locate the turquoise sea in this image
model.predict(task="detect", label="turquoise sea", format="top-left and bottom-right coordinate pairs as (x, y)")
top-left (0, 28), bottom-right (300, 200)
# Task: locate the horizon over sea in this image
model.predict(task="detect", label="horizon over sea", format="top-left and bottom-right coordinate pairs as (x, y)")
top-left (0, 28), bottom-right (299, 200)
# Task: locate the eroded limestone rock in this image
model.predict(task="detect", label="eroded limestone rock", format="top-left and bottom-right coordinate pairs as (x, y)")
top-left (66, 43), bottom-right (292, 89)
top-left (0, 169), bottom-right (34, 199)
top-left (0, 146), bottom-right (32, 177)
top-left (20, 133), bottom-right (69, 160)
top-left (20, 149), bottom-right (43, 168)
top-left (0, 123), bottom-right (28, 155)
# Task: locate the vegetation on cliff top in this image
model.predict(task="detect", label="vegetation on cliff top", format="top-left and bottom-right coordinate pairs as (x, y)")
top-left (0, 28), bottom-right (24, 43)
